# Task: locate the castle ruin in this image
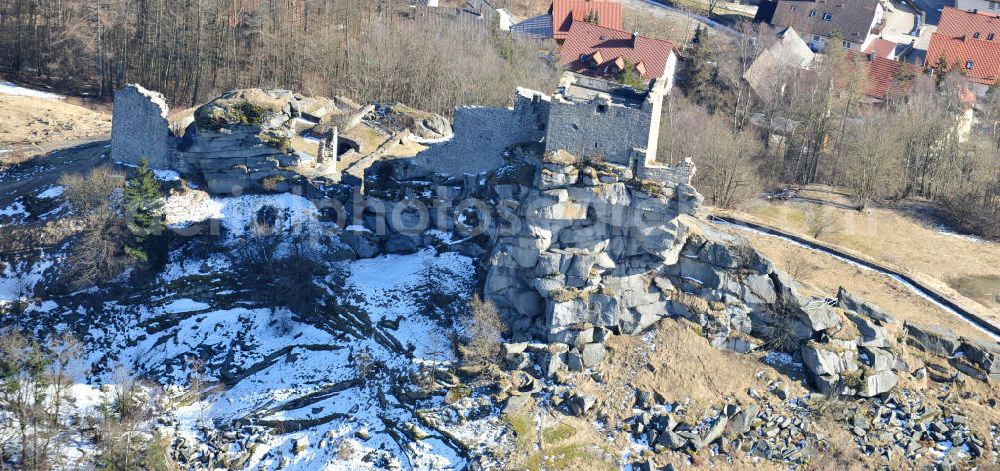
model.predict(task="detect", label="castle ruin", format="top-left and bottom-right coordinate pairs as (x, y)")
top-left (110, 84), bottom-right (175, 169)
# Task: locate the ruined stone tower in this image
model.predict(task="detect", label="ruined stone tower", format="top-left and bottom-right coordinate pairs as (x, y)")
top-left (544, 73), bottom-right (666, 173)
top-left (110, 84), bottom-right (174, 169)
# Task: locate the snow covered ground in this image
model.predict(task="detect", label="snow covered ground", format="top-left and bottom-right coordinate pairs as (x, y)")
top-left (164, 191), bottom-right (325, 239)
top-left (14, 238), bottom-right (487, 469)
top-left (0, 81), bottom-right (64, 100)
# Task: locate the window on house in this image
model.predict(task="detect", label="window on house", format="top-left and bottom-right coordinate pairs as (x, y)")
top-left (975, 32), bottom-right (982, 39)
top-left (990, 33), bottom-right (996, 40)
top-left (823, 13), bottom-right (833, 21)
top-left (967, 60), bottom-right (975, 69)
top-left (843, 40), bottom-right (851, 48)
top-left (991, 1), bottom-right (999, 9)
top-left (791, 5), bottom-right (798, 12)
top-left (814, 35), bottom-right (821, 41)
top-left (809, 10), bottom-right (816, 16)
top-left (580, 54), bottom-right (587, 62)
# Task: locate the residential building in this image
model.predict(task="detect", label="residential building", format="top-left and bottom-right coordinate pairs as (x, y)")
top-left (744, 27), bottom-right (816, 99)
top-left (864, 37), bottom-right (897, 59)
top-left (926, 7), bottom-right (1000, 95)
top-left (559, 21), bottom-right (678, 89)
top-left (768, 0), bottom-right (885, 51)
top-left (511, 0), bottom-right (622, 41)
top-left (847, 51), bottom-right (915, 105)
top-left (955, 0), bottom-right (1000, 14)
top-left (550, 0), bottom-right (622, 41)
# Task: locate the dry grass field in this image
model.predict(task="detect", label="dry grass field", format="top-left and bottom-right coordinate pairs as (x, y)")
top-left (722, 186), bottom-right (1000, 313)
top-left (713, 185), bottom-right (1000, 340)
top-left (0, 95), bottom-right (111, 162)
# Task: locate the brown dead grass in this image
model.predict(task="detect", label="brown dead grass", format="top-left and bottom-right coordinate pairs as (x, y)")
top-left (622, 4), bottom-right (701, 45)
top-left (725, 186), bottom-right (1000, 315)
top-left (0, 95), bottom-right (111, 150)
top-left (743, 231), bottom-right (994, 341)
top-left (587, 318), bottom-right (807, 424)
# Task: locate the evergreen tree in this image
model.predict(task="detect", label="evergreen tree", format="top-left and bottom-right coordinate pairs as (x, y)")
top-left (934, 54), bottom-right (949, 88)
top-left (123, 159), bottom-right (167, 267)
top-left (685, 27), bottom-right (729, 113)
top-left (620, 59), bottom-right (645, 89)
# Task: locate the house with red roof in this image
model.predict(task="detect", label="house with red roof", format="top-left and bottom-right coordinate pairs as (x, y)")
top-left (846, 51), bottom-right (915, 105)
top-left (550, 0), bottom-right (622, 42)
top-left (511, 0), bottom-right (622, 42)
top-left (926, 7), bottom-right (1000, 95)
top-left (864, 37), bottom-right (897, 60)
top-left (559, 21), bottom-right (678, 89)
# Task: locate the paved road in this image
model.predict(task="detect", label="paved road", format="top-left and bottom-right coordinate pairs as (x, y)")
top-left (911, 0), bottom-right (949, 25)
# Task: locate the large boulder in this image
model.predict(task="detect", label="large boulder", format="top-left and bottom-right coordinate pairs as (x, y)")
top-left (837, 287), bottom-right (896, 324)
top-left (904, 322), bottom-right (961, 357)
top-left (802, 342), bottom-right (859, 377)
top-left (580, 343), bottom-right (606, 368)
top-left (845, 311), bottom-right (891, 348)
top-left (860, 370), bottom-right (897, 397)
top-left (341, 229), bottom-right (381, 259)
top-left (961, 338), bottom-right (1000, 380)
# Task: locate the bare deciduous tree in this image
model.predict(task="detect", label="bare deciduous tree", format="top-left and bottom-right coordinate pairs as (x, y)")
top-left (459, 295), bottom-right (506, 377)
top-left (804, 206), bottom-right (842, 239)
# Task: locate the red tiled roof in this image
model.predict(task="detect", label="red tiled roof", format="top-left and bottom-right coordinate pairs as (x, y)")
top-left (559, 21), bottom-right (676, 81)
top-left (936, 6), bottom-right (1000, 38)
top-left (926, 7), bottom-right (1000, 85)
top-left (926, 33), bottom-right (1000, 85)
top-left (864, 37), bottom-right (896, 59)
top-left (847, 51), bottom-right (915, 100)
top-left (551, 0), bottom-right (622, 40)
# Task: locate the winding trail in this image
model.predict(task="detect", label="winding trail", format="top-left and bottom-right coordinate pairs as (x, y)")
top-left (709, 214), bottom-right (1000, 342)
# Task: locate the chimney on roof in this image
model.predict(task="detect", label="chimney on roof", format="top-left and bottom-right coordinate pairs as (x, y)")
top-left (632, 31), bottom-right (638, 47)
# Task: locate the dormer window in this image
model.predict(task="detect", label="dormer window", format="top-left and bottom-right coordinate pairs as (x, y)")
top-left (635, 61), bottom-right (647, 76)
top-left (791, 5), bottom-right (798, 12)
top-left (590, 51), bottom-right (604, 67)
top-left (579, 54), bottom-right (588, 62)
top-left (810, 9), bottom-right (816, 16)
top-left (975, 32), bottom-right (982, 39)
top-left (967, 60), bottom-right (975, 69)
top-left (823, 13), bottom-right (833, 20)
top-left (989, 33), bottom-right (995, 40)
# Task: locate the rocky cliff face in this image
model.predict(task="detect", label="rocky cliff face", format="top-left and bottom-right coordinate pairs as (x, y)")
top-left (483, 150), bottom-right (702, 345)
top-left (180, 89), bottom-right (306, 193)
top-left (359, 147), bottom-right (998, 400)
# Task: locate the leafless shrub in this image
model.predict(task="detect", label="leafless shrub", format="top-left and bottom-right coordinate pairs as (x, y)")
top-left (784, 256), bottom-right (812, 282)
top-left (804, 206), bottom-right (842, 240)
top-left (93, 366), bottom-right (163, 469)
top-left (59, 166), bottom-right (124, 215)
top-left (459, 295), bottom-right (507, 375)
top-left (234, 227), bottom-right (327, 322)
top-left (60, 208), bottom-right (134, 290)
top-left (758, 303), bottom-right (803, 353)
top-left (56, 166), bottom-right (134, 290)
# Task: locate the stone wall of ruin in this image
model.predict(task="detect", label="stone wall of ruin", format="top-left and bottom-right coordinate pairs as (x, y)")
top-left (545, 96), bottom-right (654, 167)
top-left (110, 84), bottom-right (174, 169)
